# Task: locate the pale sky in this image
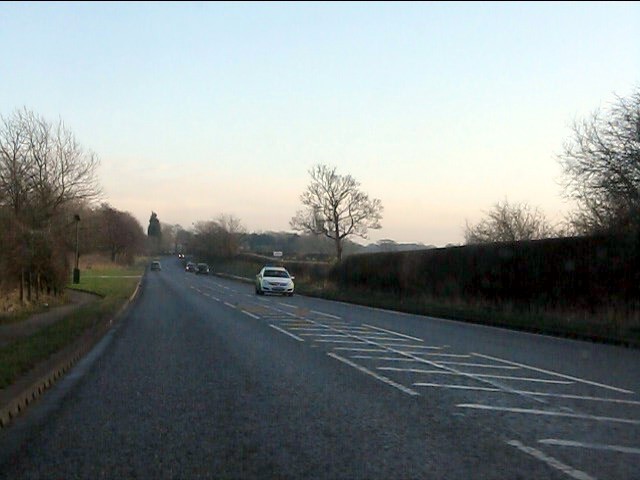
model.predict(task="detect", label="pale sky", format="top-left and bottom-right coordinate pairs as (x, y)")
top-left (1, 1), bottom-right (639, 246)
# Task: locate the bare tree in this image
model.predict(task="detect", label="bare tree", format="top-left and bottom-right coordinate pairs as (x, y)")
top-left (98, 204), bottom-right (145, 263)
top-left (290, 164), bottom-right (383, 261)
top-left (216, 213), bottom-right (246, 257)
top-left (0, 108), bottom-right (101, 298)
top-left (558, 86), bottom-right (640, 234)
top-left (465, 199), bottom-right (556, 244)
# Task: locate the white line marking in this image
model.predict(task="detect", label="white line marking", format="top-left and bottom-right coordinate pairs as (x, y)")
top-left (333, 348), bottom-right (388, 353)
top-left (417, 353), bottom-right (471, 358)
top-left (211, 296), bottom-right (220, 301)
top-left (241, 310), bottom-right (260, 320)
top-left (473, 353), bottom-right (634, 394)
top-left (278, 302), bottom-right (297, 308)
top-left (328, 353), bottom-right (418, 396)
top-left (393, 345), bottom-right (444, 351)
top-left (263, 305), bottom-right (546, 404)
top-left (288, 327), bottom-right (333, 332)
top-left (353, 356), bottom-right (419, 361)
top-left (431, 361), bottom-right (519, 369)
top-left (269, 325), bottom-right (304, 342)
top-left (438, 361), bottom-right (520, 370)
top-left (315, 339), bottom-right (367, 344)
top-left (408, 382), bottom-right (640, 404)
top-left (299, 333), bottom-right (350, 338)
top-left (357, 336), bottom-right (411, 342)
top-left (223, 302), bottom-right (236, 309)
top-left (414, 382), bottom-right (502, 392)
top-left (377, 368), bottom-right (572, 384)
top-left (538, 439), bottom-right (640, 455)
top-left (417, 374), bottom-right (573, 384)
top-left (311, 310), bottom-right (342, 320)
top-left (507, 440), bottom-right (596, 480)
top-left (362, 324), bottom-right (423, 342)
top-left (458, 404), bottom-right (640, 425)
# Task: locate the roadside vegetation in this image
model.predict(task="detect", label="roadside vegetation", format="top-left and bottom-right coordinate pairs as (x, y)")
top-left (0, 259), bottom-right (144, 390)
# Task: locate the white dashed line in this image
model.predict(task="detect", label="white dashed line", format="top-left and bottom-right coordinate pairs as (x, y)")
top-left (473, 353), bottom-right (634, 394)
top-left (333, 347), bottom-right (388, 353)
top-left (241, 310), bottom-right (260, 320)
top-left (431, 361), bottom-right (519, 369)
top-left (458, 404), bottom-right (640, 425)
top-left (507, 440), bottom-right (596, 480)
top-left (362, 324), bottom-right (424, 342)
top-left (278, 302), bottom-right (297, 308)
top-left (269, 325), bottom-right (304, 342)
top-left (538, 439), bottom-right (640, 455)
top-left (311, 310), bottom-right (342, 320)
top-left (328, 353), bottom-right (419, 396)
top-left (223, 302), bottom-right (236, 309)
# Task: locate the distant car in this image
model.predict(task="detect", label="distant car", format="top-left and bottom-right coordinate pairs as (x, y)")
top-left (255, 266), bottom-right (294, 296)
top-left (196, 263), bottom-right (210, 275)
top-left (178, 253), bottom-right (185, 259)
top-left (185, 262), bottom-right (197, 272)
top-left (150, 261), bottom-right (162, 271)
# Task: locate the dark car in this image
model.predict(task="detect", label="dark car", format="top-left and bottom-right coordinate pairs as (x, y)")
top-left (185, 262), bottom-right (197, 272)
top-left (196, 263), bottom-right (210, 274)
top-left (150, 261), bottom-right (162, 271)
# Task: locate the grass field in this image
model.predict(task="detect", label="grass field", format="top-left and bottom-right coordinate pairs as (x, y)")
top-left (0, 258), bottom-right (145, 390)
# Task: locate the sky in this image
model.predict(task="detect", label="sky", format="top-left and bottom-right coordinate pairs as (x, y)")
top-left (1, 1), bottom-right (639, 246)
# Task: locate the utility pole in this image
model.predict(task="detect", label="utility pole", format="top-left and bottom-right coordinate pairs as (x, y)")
top-left (73, 214), bottom-right (81, 284)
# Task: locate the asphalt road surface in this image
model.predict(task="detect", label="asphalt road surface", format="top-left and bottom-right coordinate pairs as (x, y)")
top-left (0, 258), bottom-right (638, 479)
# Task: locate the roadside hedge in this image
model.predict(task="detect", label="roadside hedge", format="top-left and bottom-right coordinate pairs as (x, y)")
top-left (330, 234), bottom-right (639, 309)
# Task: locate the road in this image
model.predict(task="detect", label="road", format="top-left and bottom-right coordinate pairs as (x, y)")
top-left (0, 257), bottom-right (638, 479)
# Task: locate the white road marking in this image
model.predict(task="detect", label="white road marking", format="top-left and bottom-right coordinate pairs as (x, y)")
top-left (357, 336), bottom-right (411, 342)
top-left (278, 302), bottom-right (297, 308)
top-left (211, 296), bottom-right (220, 301)
top-left (288, 327), bottom-right (333, 332)
top-left (393, 345), bottom-right (445, 351)
top-left (260, 305), bottom-right (547, 404)
top-left (311, 310), bottom-right (342, 320)
top-left (414, 382), bottom-right (503, 392)
top-left (333, 347), bottom-right (388, 353)
top-left (432, 361), bottom-right (519, 369)
top-left (458, 404), bottom-right (640, 425)
top-left (377, 368), bottom-right (572, 384)
top-left (328, 353), bottom-right (418, 396)
top-left (299, 333), bottom-right (350, 338)
top-left (352, 356), bottom-right (419, 361)
top-left (538, 439), bottom-right (640, 455)
top-left (507, 440), bottom-right (596, 480)
top-left (417, 373), bottom-right (573, 384)
top-left (315, 339), bottom-right (367, 344)
top-left (417, 353), bottom-right (471, 358)
top-left (223, 302), bottom-right (236, 309)
top-left (473, 353), bottom-right (634, 394)
top-left (409, 382), bottom-right (640, 404)
top-left (269, 325), bottom-right (304, 342)
top-left (241, 310), bottom-right (260, 320)
top-left (362, 324), bottom-right (424, 342)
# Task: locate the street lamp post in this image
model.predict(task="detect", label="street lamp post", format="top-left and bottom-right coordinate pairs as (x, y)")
top-left (73, 214), bottom-right (81, 284)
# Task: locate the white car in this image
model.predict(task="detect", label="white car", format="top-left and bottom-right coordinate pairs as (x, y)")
top-left (255, 266), bottom-right (295, 296)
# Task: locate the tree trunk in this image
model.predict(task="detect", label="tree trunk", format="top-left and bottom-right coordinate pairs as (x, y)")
top-left (20, 269), bottom-right (24, 303)
top-left (335, 237), bottom-right (343, 262)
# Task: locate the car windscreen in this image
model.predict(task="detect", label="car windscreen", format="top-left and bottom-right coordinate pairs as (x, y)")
top-left (264, 270), bottom-right (289, 278)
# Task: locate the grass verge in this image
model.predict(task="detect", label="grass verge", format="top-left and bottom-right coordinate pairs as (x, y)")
top-left (298, 282), bottom-right (640, 348)
top-left (211, 259), bottom-right (640, 348)
top-left (0, 261), bottom-right (144, 390)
